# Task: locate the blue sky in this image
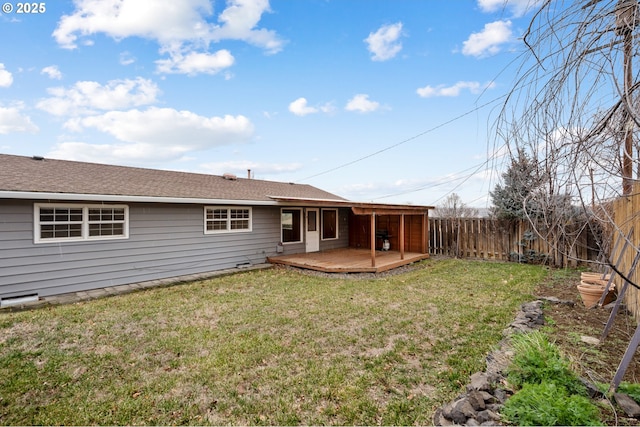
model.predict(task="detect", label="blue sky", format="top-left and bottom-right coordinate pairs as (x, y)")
top-left (0, 0), bottom-right (542, 207)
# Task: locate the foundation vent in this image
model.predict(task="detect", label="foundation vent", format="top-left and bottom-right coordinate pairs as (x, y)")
top-left (1, 293), bottom-right (39, 308)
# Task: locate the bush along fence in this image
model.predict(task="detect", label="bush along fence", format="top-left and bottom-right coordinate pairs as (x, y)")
top-left (428, 217), bottom-right (599, 268)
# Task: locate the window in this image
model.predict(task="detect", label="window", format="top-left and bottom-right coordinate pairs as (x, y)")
top-left (230, 208), bottom-right (250, 230)
top-left (88, 207), bottom-right (126, 237)
top-left (322, 209), bottom-right (338, 240)
top-left (35, 204), bottom-right (128, 243)
top-left (281, 208), bottom-right (302, 243)
top-left (205, 207), bottom-right (252, 233)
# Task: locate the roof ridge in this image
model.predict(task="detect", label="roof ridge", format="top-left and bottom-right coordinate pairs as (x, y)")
top-left (0, 153), bottom-right (348, 202)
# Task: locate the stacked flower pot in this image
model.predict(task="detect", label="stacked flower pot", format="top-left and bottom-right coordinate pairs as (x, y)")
top-left (577, 272), bottom-right (616, 308)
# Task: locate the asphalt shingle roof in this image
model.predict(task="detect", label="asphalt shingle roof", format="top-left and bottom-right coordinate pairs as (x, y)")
top-left (0, 154), bottom-right (347, 202)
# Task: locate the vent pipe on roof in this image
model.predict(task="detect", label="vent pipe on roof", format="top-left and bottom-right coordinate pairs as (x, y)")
top-left (247, 169), bottom-right (252, 179)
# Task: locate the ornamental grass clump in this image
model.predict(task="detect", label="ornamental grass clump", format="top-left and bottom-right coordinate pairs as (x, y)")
top-left (502, 331), bottom-right (603, 426)
top-left (501, 382), bottom-right (602, 426)
top-left (507, 331), bottom-right (585, 395)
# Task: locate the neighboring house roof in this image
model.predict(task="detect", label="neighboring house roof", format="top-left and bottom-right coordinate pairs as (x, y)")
top-left (0, 154), bottom-right (347, 204)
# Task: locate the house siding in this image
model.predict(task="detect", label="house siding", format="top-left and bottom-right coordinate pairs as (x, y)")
top-left (0, 201), bottom-right (285, 299)
top-left (0, 201), bottom-right (351, 300)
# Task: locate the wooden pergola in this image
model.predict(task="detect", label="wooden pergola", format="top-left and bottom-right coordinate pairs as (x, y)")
top-left (351, 205), bottom-right (430, 268)
top-left (268, 196), bottom-right (433, 269)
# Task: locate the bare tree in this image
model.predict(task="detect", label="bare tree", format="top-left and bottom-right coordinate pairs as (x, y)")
top-left (494, 0), bottom-right (640, 267)
top-left (434, 193), bottom-right (479, 218)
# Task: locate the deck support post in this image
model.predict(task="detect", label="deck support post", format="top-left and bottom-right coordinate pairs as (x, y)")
top-left (370, 212), bottom-right (376, 267)
top-left (422, 213), bottom-right (428, 254)
top-left (400, 214), bottom-right (405, 260)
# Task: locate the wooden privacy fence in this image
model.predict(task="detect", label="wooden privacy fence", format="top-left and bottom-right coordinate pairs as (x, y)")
top-left (429, 217), bottom-right (597, 267)
top-left (611, 185), bottom-right (640, 320)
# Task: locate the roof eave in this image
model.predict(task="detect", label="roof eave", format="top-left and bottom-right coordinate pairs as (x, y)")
top-left (0, 191), bottom-right (280, 206)
top-left (268, 195), bottom-right (434, 212)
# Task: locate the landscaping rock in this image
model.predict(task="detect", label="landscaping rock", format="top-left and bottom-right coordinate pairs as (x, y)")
top-left (433, 300), bottom-right (545, 426)
top-left (468, 372), bottom-right (491, 392)
top-left (484, 347), bottom-right (513, 380)
top-left (536, 295), bottom-right (575, 306)
top-left (465, 418), bottom-right (480, 426)
top-left (476, 409), bottom-right (501, 424)
top-left (455, 398), bottom-right (477, 419)
top-left (432, 408), bottom-right (454, 426)
top-left (614, 393), bottom-right (640, 417)
top-left (502, 300), bottom-right (544, 336)
top-left (467, 390), bottom-right (486, 411)
top-left (580, 377), bottom-right (605, 399)
top-left (492, 388), bottom-right (509, 404)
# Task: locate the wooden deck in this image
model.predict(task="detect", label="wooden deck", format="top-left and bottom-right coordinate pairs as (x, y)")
top-left (267, 248), bottom-right (430, 273)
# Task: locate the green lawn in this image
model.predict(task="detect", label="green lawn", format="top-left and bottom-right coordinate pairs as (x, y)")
top-left (0, 258), bottom-right (546, 425)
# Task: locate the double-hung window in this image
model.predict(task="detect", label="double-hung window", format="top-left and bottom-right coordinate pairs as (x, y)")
top-left (205, 207), bottom-right (252, 233)
top-left (35, 204), bottom-right (129, 243)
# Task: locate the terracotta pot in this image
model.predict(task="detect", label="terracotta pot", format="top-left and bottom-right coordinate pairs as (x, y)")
top-left (579, 279), bottom-right (616, 293)
top-left (577, 283), bottom-right (616, 308)
top-left (580, 272), bottom-right (611, 282)
top-left (581, 278), bottom-right (612, 287)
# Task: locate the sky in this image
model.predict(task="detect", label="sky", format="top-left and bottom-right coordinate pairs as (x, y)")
top-left (0, 0), bottom-right (543, 208)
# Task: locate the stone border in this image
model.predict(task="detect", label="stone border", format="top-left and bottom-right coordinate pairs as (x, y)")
top-left (433, 300), bottom-right (547, 426)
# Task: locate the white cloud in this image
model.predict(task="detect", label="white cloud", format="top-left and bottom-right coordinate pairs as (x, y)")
top-left (37, 77), bottom-right (160, 116)
top-left (345, 94), bottom-right (380, 113)
top-left (211, 0), bottom-right (284, 54)
top-left (289, 98), bottom-right (316, 116)
top-left (199, 160), bottom-right (303, 176)
top-left (52, 0), bottom-right (284, 74)
top-left (48, 141), bottom-right (187, 164)
top-left (478, 0), bottom-right (543, 18)
top-left (462, 20), bottom-right (512, 57)
top-left (0, 64), bottom-right (13, 87)
top-left (41, 65), bottom-right (63, 80)
top-left (0, 104), bottom-right (38, 134)
top-left (119, 51), bottom-right (136, 66)
top-left (288, 97), bottom-right (334, 116)
top-left (49, 107), bottom-right (254, 164)
top-left (64, 107), bottom-right (254, 147)
top-left (364, 22), bottom-right (403, 61)
top-left (53, 0), bottom-right (215, 49)
top-left (416, 81), bottom-right (496, 98)
top-left (155, 49), bottom-right (234, 75)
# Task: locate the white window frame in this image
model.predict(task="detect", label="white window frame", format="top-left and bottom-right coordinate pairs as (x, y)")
top-left (281, 208), bottom-right (303, 244)
top-left (34, 203), bottom-right (129, 244)
top-left (204, 206), bottom-right (252, 234)
top-left (321, 208), bottom-right (339, 241)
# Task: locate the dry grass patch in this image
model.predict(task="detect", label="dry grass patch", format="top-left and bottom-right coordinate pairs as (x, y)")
top-left (0, 258), bottom-right (546, 425)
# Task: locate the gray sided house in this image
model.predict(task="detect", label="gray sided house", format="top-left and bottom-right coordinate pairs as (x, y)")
top-left (0, 154), bottom-right (433, 306)
top-left (0, 154), bottom-right (353, 304)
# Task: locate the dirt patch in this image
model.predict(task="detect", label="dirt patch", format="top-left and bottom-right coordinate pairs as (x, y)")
top-left (536, 272), bottom-right (640, 387)
top-left (535, 270), bottom-right (640, 426)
